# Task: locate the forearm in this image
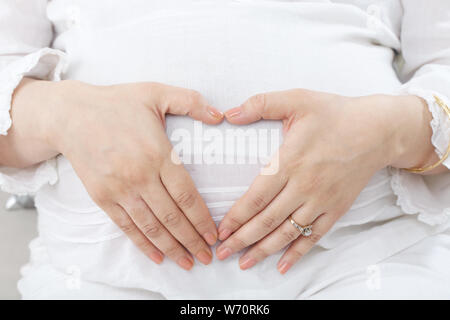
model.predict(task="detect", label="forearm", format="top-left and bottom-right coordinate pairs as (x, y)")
top-left (0, 78), bottom-right (61, 168)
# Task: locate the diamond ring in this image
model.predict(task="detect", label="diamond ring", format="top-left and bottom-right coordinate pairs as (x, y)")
top-left (290, 216), bottom-right (313, 237)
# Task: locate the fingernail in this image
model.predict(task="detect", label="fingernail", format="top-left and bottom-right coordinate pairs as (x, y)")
top-left (218, 228), bottom-right (232, 241)
top-left (207, 106), bottom-right (223, 119)
top-left (239, 257), bottom-right (257, 270)
top-left (277, 261), bottom-right (292, 275)
top-left (216, 246), bottom-right (232, 260)
top-left (225, 107), bottom-right (242, 119)
top-left (196, 249), bottom-right (212, 265)
top-left (203, 232), bottom-right (217, 246)
top-left (178, 257), bottom-right (194, 270)
top-left (150, 251), bottom-right (164, 264)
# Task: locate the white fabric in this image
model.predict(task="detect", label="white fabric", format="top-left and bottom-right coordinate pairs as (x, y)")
top-left (19, 237), bottom-right (166, 300)
top-left (0, 0), bottom-right (450, 299)
top-left (18, 229), bottom-right (450, 300)
top-left (308, 228), bottom-right (450, 300)
top-left (0, 0), bottom-right (67, 193)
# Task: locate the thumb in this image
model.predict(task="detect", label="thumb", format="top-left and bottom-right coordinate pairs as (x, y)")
top-left (157, 85), bottom-right (224, 125)
top-left (224, 89), bottom-right (307, 125)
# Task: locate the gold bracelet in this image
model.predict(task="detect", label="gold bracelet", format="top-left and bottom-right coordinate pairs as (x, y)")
top-left (405, 95), bottom-right (450, 173)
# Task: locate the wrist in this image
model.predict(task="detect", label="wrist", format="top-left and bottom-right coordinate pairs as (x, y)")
top-left (5, 78), bottom-right (74, 166)
top-left (28, 79), bottom-right (69, 154)
top-left (42, 79), bottom-right (92, 154)
top-left (385, 95), bottom-right (435, 169)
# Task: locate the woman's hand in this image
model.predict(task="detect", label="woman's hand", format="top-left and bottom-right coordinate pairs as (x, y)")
top-left (15, 79), bottom-right (224, 270)
top-left (215, 89), bottom-right (436, 274)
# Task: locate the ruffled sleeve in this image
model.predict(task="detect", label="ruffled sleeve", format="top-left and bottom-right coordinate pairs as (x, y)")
top-left (0, 0), bottom-right (67, 194)
top-left (390, 0), bottom-right (450, 226)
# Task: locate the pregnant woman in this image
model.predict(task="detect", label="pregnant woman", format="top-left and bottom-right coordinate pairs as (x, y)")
top-left (1, 0), bottom-right (450, 299)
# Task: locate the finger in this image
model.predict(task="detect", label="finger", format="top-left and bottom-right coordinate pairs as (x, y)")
top-left (105, 203), bottom-right (164, 265)
top-left (224, 89), bottom-right (313, 124)
top-left (155, 84), bottom-right (224, 124)
top-left (143, 181), bottom-right (213, 266)
top-left (121, 197), bottom-right (195, 271)
top-left (217, 168), bottom-right (288, 241)
top-left (160, 159), bottom-right (218, 246)
top-left (277, 212), bottom-right (335, 275)
top-left (216, 182), bottom-right (303, 260)
top-left (238, 203), bottom-right (318, 270)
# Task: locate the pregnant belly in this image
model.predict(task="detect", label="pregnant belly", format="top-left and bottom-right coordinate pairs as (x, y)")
top-left (31, 2), bottom-right (411, 298)
top-left (41, 1), bottom-right (402, 224)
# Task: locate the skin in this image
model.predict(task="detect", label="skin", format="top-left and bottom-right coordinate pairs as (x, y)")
top-left (0, 78), bottom-right (224, 270)
top-left (1, 80), bottom-right (446, 274)
top-left (216, 89), bottom-right (448, 274)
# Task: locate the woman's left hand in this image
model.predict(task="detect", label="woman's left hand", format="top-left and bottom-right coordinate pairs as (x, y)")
top-left (215, 89), bottom-right (435, 274)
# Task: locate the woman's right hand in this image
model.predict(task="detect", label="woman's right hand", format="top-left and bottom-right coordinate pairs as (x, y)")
top-left (38, 80), bottom-right (223, 270)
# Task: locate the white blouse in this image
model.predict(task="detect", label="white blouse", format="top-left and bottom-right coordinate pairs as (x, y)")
top-left (1, 0), bottom-right (450, 299)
